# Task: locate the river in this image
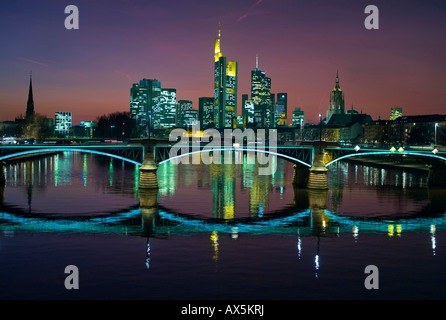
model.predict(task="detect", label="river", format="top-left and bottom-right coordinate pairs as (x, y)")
top-left (0, 151), bottom-right (445, 300)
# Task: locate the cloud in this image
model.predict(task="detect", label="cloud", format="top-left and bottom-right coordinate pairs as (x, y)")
top-left (237, 0), bottom-right (265, 22)
top-left (114, 69), bottom-right (133, 84)
top-left (238, 13), bottom-right (249, 22)
top-left (15, 57), bottom-right (49, 67)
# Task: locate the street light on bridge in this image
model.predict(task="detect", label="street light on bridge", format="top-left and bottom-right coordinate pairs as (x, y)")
top-left (435, 123), bottom-right (439, 146)
top-left (318, 113), bottom-right (322, 154)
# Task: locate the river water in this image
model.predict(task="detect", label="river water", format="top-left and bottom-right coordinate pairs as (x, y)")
top-left (1, 151), bottom-right (445, 300)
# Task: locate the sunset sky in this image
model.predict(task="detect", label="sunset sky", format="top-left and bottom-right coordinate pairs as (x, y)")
top-left (1, 0), bottom-right (445, 125)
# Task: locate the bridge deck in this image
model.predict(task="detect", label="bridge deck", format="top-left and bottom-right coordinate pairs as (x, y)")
top-left (0, 144), bottom-right (145, 165)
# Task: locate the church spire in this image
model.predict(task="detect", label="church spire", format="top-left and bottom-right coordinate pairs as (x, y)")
top-left (26, 71), bottom-right (35, 118)
top-left (334, 71), bottom-right (340, 90)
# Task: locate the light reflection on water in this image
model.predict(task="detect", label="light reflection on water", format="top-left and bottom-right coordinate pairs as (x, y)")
top-left (1, 152), bottom-right (446, 299)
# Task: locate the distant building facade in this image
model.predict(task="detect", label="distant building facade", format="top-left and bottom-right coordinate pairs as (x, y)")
top-left (55, 112), bottom-right (72, 136)
top-left (275, 93), bottom-right (287, 126)
top-left (291, 107), bottom-right (305, 127)
top-left (176, 100), bottom-right (198, 128)
top-left (390, 107), bottom-right (403, 120)
top-left (198, 97), bottom-right (214, 129)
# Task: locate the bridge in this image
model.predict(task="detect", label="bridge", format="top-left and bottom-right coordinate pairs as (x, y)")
top-left (0, 139), bottom-right (445, 189)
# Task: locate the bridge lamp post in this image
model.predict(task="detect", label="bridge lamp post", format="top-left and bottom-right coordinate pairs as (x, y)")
top-left (318, 113), bottom-right (322, 154)
top-left (435, 123), bottom-right (439, 146)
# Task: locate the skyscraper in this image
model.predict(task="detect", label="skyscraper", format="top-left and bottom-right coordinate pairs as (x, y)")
top-left (242, 94), bottom-right (255, 128)
top-left (153, 88), bottom-right (176, 129)
top-left (292, 107), bottom-right (305, 127)
top-left (213, 27), bottom-right (238, 129)
top-left (198, 97), bottom-right (214, 129)
top-left (176, 100), bottom-right (197, 128)
top-left (326, 72), bottom-right (345, 122)
top-left (130, 78), bottom-right (161, 131)
top-left (26, 73), bottom-right (35, 118)
top-left (251, 56), bottom-right (272, 127)
top-left (275, 93), bottom-right (287, 126)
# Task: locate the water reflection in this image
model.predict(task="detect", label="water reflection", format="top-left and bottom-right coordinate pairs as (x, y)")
top-left (1, 153), bottom-right (446, 275)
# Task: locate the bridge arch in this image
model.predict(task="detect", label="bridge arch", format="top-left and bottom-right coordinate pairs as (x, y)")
top-left (157, 147), bottom-right (313, 168)
top-left (0, 148), bottom-right (143, 166)
top-left (325, 150), bottom-right (446, 167)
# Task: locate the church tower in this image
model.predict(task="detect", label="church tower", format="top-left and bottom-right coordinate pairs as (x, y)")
top-left (327, 71), bottom-right (345, 122)
top-left (26, 72), bottom-right (35, 118)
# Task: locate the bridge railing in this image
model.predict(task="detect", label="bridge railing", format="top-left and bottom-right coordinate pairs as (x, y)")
top-left (153, 144), bottom-right (314, 167)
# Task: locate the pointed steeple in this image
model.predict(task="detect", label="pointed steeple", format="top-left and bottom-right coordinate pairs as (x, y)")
top-left (26, 71), bottom-right (35, 118)
top-left (334, 71), bottom-right (341, 90)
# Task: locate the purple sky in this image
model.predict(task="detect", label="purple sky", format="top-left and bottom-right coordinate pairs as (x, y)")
top-left (1, 0), bottom-right (445, 125)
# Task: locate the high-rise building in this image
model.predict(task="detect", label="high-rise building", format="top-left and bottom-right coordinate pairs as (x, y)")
top-left (176, 100), bottom-right (197, 127)
top-left (242, 94), bottom-right (255, 128)
top-left (153, 88), bottom-right (176, 129)
top-left (213, 27), bottom-right (238, 129)
top-left (55, 112), bottom-right (72, 136)
top-left (251, 56), bottom-right (273, 128)
top-left (292, 107), bottom-right (305, 127)
top-left (130, 78), bottom-right (161, 130)
top-left (390, 107), bottom-right (403, 120)
top-left (26, 73), bottom-right (35, 118)
top-left (275, 93), bottom-right (287, 126)
top-left (198, 97), bottom-right (214, 129)
top-left (326, 72), bottom-right (345, 122)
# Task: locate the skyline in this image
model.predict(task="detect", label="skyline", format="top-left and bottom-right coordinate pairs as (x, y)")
top-left (1, 0), bottom-right (446, 125)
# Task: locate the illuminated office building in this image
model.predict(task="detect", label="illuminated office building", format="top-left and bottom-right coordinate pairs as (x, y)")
top-left (275, 93), bottom-right (287, 126)
top-left (152, 88), bottom-right (176, 129)
top-left (130, 78), bottom-right (161, 130)
top-left (198, 97), bottom-right (214, 129)
top-left (251, 56), bottom-right (273, 127)
top-left (213, 27), bottom-right (238, 129)
top-left (176, 100), bottom-right (198, 128)
top-left (292, 107), bottom-right (305, 127)
top-left (242, 94), bottom-right (255, 128)
top-left (390, 107), bottom-right (403, 120)
top-left (55, 112), bottom-right (72, 136)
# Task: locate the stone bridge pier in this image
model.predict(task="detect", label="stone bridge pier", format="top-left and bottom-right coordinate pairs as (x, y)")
top-left (131, 138), bottom-right (166, 190)
top-left (293, 150), bottom-right (328, 190)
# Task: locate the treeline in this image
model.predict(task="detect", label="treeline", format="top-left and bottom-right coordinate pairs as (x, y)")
top-left (94, 111), bottom-right (142, 140)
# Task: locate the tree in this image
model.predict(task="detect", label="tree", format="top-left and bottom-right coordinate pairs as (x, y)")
top-left (94, 111), bottom-right (138, 140)
top-left (22, 114), bottom-right (53, 140)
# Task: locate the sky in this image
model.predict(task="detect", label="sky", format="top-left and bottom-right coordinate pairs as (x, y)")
top-left (0, 0), bottom-right (445, 125)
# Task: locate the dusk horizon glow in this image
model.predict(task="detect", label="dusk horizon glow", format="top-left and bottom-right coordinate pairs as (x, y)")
top-left (1, 0), bottom-right (445, 125)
